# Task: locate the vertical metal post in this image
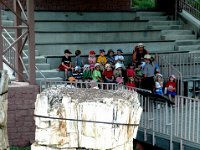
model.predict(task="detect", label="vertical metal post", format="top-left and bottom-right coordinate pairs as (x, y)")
top-left (0, 7), bottom-right (3, 69)
top-left (27, 0), bottom-right (36, 85)
top-left (14, 0), bottom-right (23, 81)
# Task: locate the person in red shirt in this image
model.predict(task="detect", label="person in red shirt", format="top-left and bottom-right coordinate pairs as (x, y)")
top-left (165, 74), bottom-right (177, 102)
top-left (102, 63), bottom-right (114, 83)
top-left (126, 77), bottom-right (136, 90)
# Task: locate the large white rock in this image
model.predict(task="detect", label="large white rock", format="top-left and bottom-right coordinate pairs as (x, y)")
top-left (33, 87), bottom-right (142, 150)
top-left (0, 70), bottom-right (9, 150)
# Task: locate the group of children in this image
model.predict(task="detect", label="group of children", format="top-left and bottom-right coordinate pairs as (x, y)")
top-left (58, 47), bottom-right (177, 102)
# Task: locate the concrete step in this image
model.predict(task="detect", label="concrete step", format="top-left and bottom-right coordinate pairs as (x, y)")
top-left (161, 30), bottom-right (193, 35)
top-left (2, 15), bottom-right (8, 20)
top-left (35, 21), bottom-right (149, 32)
top-left (35, 31), bottom-right (162, 44)
top-left (136, 11), bottom-right (166, 16)
top-left (36, 41), bottom-right (175, 56)
top-left (2, 32), bottom-right (15, 38)
top-left (25, 63), bottom-right (50, 70)
top-left (161, 35), bottom-right (196, 40)
top-left (23, 56), bottom-right (46, 63)
top-left (36, 69), bottom-right (64, 78)
top-left (23, 50), bottom-right (40, 56)
top-left (35, 11), bottom-right (137, 21)
top-left (2, 20), bottom-right (14, 26)
top-left (139, 16), bottom-right (169, 21)
top-left (177, 45), bottom-right (200, 51)
top-left (148, 21), bottom-right (180, 26)
top-left (36, 77), bottom-right (64, 85)
top-left (147, 25), bottom-right (183, 30)
top-left (175, 40), bottom-right (200, 46)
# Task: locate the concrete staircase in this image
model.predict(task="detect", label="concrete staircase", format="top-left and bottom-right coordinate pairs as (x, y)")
top-left (3, 10), bottom-right (200, 84)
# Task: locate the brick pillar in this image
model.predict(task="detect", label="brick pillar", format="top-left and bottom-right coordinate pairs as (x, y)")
top-left (7, 82), bottom-right (39, 147)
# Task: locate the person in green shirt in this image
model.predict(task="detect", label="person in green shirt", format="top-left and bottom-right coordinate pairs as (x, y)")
top-left (83, 64), bottom-right (92, 81)
top-left (92, 63), bottom-right (104, 82)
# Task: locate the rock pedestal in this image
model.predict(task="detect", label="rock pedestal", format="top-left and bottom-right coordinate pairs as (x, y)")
top-left (0, 70), bottom-right (10, 150)
top-left (32, 87), bottom-right (142, 150)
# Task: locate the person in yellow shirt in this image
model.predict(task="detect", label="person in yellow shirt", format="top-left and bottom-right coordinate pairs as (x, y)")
top-left (97, 49), bottom-right (107, 71)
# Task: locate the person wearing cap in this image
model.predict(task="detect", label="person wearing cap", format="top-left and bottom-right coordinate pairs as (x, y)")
top-left (132, 43), bottom-right (149, 65)
top-left (142, 54), bottom-right (156, 92)
top-left (97, 49), bottom-right (107, 70)
top-left (88, 50), bottom-right (96, 72)
top-left (72, 66), bottom-right (83, 82)
top-left (83, 64), bottom-right (92, 82)
top-left (164, 74), bottom-right (177, 102)
top-left (154, 73), bottom-right (164, 95)
top-left (58, 49), bottom-right (73, 80)
top-left (106, 49), bottom-right (115, 68)
top-left (102, 63), bottom-right (114, 83)
top-left (115, 49), bottom-right (125, 66)
top-left (113, 63), bottom-right (123, 83)
top-left (92, 63), bottom-right (104, 82)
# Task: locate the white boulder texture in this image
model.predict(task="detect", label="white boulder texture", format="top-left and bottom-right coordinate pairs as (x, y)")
top-left (32, 86), bottom-right (142, 150)
top-left (0, 70), bottom-right (9, 150)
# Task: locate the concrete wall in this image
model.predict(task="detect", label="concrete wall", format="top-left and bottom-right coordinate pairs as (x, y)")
top-left (7, 82), bottom-right (39, 147)
top-left (3, 0), bottom-right (131, 11)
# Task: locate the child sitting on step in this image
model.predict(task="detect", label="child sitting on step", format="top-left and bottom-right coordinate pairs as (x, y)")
top-left (58, 49), bottom-right (73, 80)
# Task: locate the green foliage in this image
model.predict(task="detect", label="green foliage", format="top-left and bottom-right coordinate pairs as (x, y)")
top-left (10, 146), bottom-right (31, 150)
top-left (132, 0), bottom-right (155, 8)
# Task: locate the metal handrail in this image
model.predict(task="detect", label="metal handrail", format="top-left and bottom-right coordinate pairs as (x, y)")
top-left (178, 0), bottom-right (200, 20)
top-left (158, 55), bottom-right (183, 95)
top-left (2, 33), bottom-right (29, 78)
top-left (2, 28), bottom-right (46, 80)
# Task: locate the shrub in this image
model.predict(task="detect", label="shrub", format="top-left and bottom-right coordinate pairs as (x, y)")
top-left (132, 0), bottom-right (155, 8)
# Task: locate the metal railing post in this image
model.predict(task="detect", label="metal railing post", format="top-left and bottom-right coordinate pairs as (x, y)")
top-left (0, 7), bottom-right (3, 70)
top-left (27, 0), bottom-right (36, 85)
top-left (14, 0), bottom-right (23, 82)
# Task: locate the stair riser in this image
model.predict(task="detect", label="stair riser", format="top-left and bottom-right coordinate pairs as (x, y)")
top-left (36, 41), bottom-right (175, 56)
top-left (36, 77), bottom-right (63, 85)
top-left (177, 45), bottom-right (200, 51)
top-left (136, 12), bottom-right (165, 16)
top-left (35, 31), bottom-right (162, 43)
top-left (35, 22), bottom-right (149, 32)
top-left (148, 21), bottom-right (180, 26)
top-left (23, 50), bottom-right (39, 56)
top-left (149, 25), bottom-right (183, 30)
top-left (175, 40), bottom-right (200, 46)
top-left (161, 30), bottom-right (193, 35)
top-left (23, 57), bottom-right (46, 64)
top-left (25, 64), bottom-right (50, 70)
top-left (36, 71), bottom-right (64, 78)
top-left (161, 35), bottom-right (196, 40)
top-left (139, 16), bottom-right (168, 21)
top-left (35, 12), bottom-right (137, 21)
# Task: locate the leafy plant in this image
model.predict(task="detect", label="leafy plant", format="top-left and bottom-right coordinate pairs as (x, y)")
top-left (132, 0), bottom-right (155, 9)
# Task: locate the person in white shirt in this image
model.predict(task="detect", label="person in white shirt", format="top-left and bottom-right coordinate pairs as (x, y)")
top-left (114, 48), bottom-right (125, 68)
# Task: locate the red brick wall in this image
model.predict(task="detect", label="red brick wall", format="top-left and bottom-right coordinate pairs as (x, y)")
top-left (7, 84), bottom-right (39, 147)
top-left (3, 0), bottom-right (131, 11)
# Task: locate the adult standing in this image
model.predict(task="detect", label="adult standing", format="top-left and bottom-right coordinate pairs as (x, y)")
top-left (142, 54), bottom-right (156, 92)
